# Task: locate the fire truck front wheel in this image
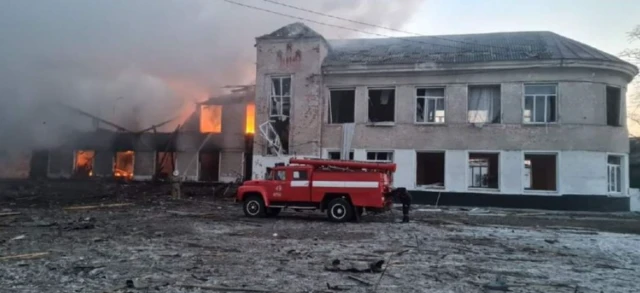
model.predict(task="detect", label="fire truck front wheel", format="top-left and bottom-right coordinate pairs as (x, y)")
top-left (243, 195), bottom-right (266, 217)
top-left (327, 198), bottom-right (354, 222)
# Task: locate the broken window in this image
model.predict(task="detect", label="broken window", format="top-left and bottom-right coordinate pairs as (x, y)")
top-left (328, 151), bottom-right (354, 160)
top-left (270, 76), bottom-right (291, 118)
top-left (329, 89), bottom-right (355, 124)
top-left (74, 150), bottom-right (95, 177)
top-left (606, 86), bottom-right (621, 126)
top-left (468, 85), bottom-right (501, 123)
top-left (156, 152), bottom-right (176, 179)
top-left (468, 153), bottom-right (499, 188)
top-left (114, 151), bottom-right (134, 179)
top-left (524, 84), bottom-right (557, 123)
top-left (608, 155), bottom-right (622, 193)
top-left (200, 105), bottom-right (222, 133)
top-left (366, 151), bottom-right (393, 162)
top-left (368, 89), bottom-right (395, 123)
top-left (264, 76), bottom-right (291, 155)
top-left (245, 103), bottom-right (256, 134)
top-left (416, 88), bottom-right (445, 123)
top-left (416, 152), bottom-right (445, 188)
top-left (524, 154), bottom-right (557, 191)
top-left (199, 151), bottom-right (220, 182)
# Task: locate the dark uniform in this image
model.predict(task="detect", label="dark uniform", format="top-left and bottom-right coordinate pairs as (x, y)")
top-left (392, 187), bottom-right (412, 223)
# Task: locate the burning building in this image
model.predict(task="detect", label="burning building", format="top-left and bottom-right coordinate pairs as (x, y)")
top-left (6, 86), bottom-right (256, 183)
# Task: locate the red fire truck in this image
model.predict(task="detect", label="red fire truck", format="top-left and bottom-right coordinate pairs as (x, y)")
top-left (236, 158), bottom-right (396, 222)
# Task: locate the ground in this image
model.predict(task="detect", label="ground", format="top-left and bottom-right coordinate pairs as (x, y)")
top-left (1, 180), bottom-right (640, 293)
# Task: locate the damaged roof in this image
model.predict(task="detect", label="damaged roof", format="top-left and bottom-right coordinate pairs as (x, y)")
top-left (324, 31), bottom-right (632, 67)
top-left (257, 22), bottom-right (324, 40)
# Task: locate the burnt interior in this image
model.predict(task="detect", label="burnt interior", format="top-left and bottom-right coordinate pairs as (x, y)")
top-left (416, 152), bottom-right (445, 187)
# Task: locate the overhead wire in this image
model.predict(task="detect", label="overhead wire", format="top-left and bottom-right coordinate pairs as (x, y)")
top-left (260, 0), bottom-right (510, 52)
top-left (222, 0), bottom-right (478, 51)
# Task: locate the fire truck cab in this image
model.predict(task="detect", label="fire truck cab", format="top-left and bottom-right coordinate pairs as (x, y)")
top-left (236, 158), bottom-right (396, 222)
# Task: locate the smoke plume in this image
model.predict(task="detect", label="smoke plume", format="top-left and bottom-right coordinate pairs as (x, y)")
top-left (0, 0), bottom-right (422, 152)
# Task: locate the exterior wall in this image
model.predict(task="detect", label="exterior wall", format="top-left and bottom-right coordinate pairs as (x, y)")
top-left (253, 37), bottom-right (329, 157)
top-left (176, 151), bottom-right (198, 181)
top-left (322, 67), bottom-right (630, 154)
top-left (133, 151), bottom-right (154, 180)
top-left (331, 148), bottom-right (626, 197)
top-left (47, 149), bottom-right (73, 178)
top-left (220, 102), bottom-right (248, 151)
top-left (94, 151), bottom-right (113, 176)
top-left (219, 151), bottom-right (244, 182)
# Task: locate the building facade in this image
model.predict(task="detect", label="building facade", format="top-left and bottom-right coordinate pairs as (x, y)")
top-left (252, 23), bottom-right (638, 211)
top-left (0, 87), bottom-right (256, 183)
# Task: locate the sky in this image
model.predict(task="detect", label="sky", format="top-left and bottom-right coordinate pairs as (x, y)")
top-left (0, 0), bottom-right (638, 151)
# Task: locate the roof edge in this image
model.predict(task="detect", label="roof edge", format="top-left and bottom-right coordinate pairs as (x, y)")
top-left (322, 59), bottom-right (639, 81)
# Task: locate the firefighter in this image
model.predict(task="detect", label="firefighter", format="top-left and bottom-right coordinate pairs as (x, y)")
top-left (171, 170), bottom-right (181, 199)
top-left (393, 187), bottom-right (412, 223)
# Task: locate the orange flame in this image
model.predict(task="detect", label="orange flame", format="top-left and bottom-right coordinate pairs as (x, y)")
top-left (245, 103), bottom-right (255, 134)
top-left (200, 105), bottom-right (222, 133)
top-left (114, 151), bottom-right (134, 179)
top-left (74, 150), bottom-right (95, 177)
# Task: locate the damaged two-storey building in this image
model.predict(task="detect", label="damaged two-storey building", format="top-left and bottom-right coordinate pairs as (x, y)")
top-left (252, 23), bottom-right (639, 211)
top-left (1, 86), bottom-right (256, 183)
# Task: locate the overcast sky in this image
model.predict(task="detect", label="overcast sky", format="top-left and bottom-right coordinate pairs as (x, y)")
top-left (0, 0), bottom-right (638, 150)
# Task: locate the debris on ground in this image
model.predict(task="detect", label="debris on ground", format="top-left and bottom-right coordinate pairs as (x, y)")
top-left (1, 180), bottom-right (640, 292)
top-left (324, 259), bottom-right (385, 273)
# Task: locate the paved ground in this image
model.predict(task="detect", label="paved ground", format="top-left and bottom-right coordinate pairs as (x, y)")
top-left (1, 181), bottom-right (640, 293)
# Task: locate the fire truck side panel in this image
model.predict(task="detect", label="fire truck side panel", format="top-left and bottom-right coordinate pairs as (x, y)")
top-left (310, 171), bottom-right (387, 208)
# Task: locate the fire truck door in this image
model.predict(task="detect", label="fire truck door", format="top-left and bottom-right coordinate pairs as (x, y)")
top-left (289, 169), bottom-right (311, 201)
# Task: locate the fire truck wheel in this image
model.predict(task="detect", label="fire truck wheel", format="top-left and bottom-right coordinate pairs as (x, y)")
top-left (327, 198), bottom-right (353, 222)
top-left (266, 208), bottom-right (281, 217)
top-left (243, 196), bottom-right (265, 217)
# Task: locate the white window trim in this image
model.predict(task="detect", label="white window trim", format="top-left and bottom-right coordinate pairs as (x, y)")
top-left (269, 75), bottom-right (292, 120)
top-left (415, 151), bottom-right (446, 190)
top-left (325, 149), bottom-right (355, 160)
top-left (522, 151), bottom-right (560, 195)
top-left (365, 150), bottom-right (394, 163)
top-left (415, 87), bottom-right (446, 124)
top-left (522, 84), bottom-right (558, 124)
top-left (467, 84), bottom-right (502, 124)
top-left (606, 153), bottom-right (625, 195)
top-left (366, 87), bottom-right (397, 125)
top-left (466, 151), bottom-right (500, 191)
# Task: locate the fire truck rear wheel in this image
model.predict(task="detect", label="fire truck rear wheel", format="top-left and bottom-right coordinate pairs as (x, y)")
top-left (243, 196), bottom-right (265, 217)
top-left (327, 198), bottom-right (353, 222)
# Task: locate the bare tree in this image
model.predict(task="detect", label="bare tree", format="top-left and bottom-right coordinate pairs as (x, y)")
top-left (622, 25), bottom-right (640, 133)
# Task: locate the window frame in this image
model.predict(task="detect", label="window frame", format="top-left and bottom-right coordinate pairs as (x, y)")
top-left (326, 150), bottom-right (354, 160)
top-left (467, 84), bottom-right (502, 124)
top-left (415, 87), bottom-right (446, 124)
top-left (467, 151), bottom-right (500, 190)
top-left (269, 76), bottom-right (292, 119)
top-left (607, 154), bottom-right (624, 194)
top-left (292, 170), bottom-right (309, 181)
top-left (415, 151), bottom-right (446, 190)
top-left (365, 151), bottom-right (394, 163)
top-left (522, 151), bottom-right (560, 194)
top-left (328, 88), bottom-right (356, 124)
top-left (523, 84), bottom-right (558, 124)
top-left (366, 87), bottom-right (397, 124)
top-left (606, 85), bottom-right (622, 127)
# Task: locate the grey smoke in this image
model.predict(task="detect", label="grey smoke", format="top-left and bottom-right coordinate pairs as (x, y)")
top-left (0, 0), bottom-right (422, 151)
